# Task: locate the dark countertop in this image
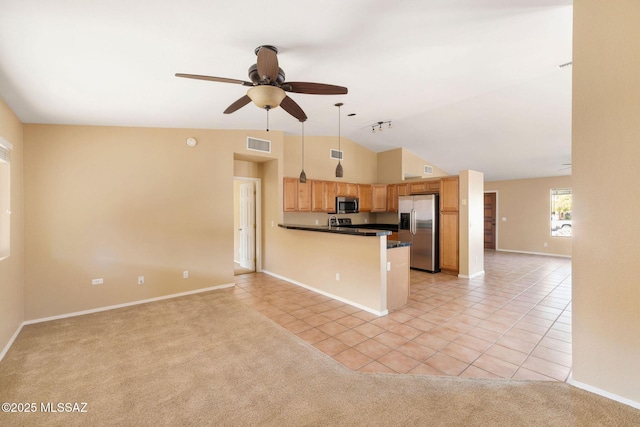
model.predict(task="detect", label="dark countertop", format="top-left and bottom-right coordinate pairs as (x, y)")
top-left (345, 223), bottom-right (398, 232)
top-left (278, 223), bottom-right (392, 237)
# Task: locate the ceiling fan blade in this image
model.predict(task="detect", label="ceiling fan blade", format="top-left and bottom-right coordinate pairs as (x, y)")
top-left (224, 95), bottom-right (252, 114)
top-left (175, 73), bottom-right (253, 86)
top-left (256, 46), bottom-right (279, 82)
top-left (283, 82), bottom-right (348, 95)
top-left (280, 96), bottom-right (308, 122)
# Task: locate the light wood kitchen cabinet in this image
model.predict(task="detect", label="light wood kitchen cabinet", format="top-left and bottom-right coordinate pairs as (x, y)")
top-left (297, 180), bottom-right (311, 212)
top-left (387, 184), bottom-right (398, 212)
top-left (325, 181), bottom-right (337, 213)
top-left (396, 183), bottom-right (409, 197)
top-left (409, 181), bottom-right (427, 194)
top-left (358, 184), bottom-right (372, 212)
top-left (283, 177), bottom-right (298, 212)
top-left (440, 176), bottom-right (459, 212)
top-left (336, 182), bottom-right (358, 197)
top-left (440, 211), bottom-right (459, 273)
top-left (409, 179), bottom-right (440, 194)
top-left (311, 180), bottom-right (325, 212)
top-left (439, 176), bottom-right (459, 273)
top-left (371, 184), bottom-right (387, 212)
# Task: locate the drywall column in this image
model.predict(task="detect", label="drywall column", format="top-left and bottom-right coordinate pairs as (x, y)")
top-left (458, 170), bottom-right (484, 278)
top-left (572, 0), bottom-right (640, 405)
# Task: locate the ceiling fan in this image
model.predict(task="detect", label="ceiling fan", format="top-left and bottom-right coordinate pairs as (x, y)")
top-left (176, 45), bottom-right (348, 122)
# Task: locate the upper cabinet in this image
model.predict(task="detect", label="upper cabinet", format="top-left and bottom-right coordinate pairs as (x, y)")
top-left (387, 185), bottom-right (398, 212)
top-left (336, 182), bottom-right (358, 197)
top-left (409, 179), bottom-right (440, 195)
top-left (440, 176), bottom-right (459, 212)
top-left (283, 177), bottom-right (298, 212)
top-left (372, 185), bottom-right (387, 212)
top-left (358, 184), bottom-right (372, 212)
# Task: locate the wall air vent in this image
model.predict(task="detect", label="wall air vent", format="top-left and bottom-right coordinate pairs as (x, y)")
top-left (247, 137), bottom-right (271, 153)
top-left (330, 149), bottom-right (343, 160)
top-left (424, 165), bottom-right (433, 175)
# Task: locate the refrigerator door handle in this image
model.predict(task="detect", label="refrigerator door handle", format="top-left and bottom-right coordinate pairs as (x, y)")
top-left (411, 209), bottom-right (416, 235)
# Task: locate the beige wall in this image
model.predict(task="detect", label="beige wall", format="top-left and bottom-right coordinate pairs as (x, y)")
top-left (22, 125), bottom-right (280, 320)
top-left (377, 148), bottom-right (449, 184)
top-left (572, 0), bottom-right (640, 403)
top-left (0, 97), bottom-right (24, 354)
top-left (484, 176), bottom-right (572, 257)
top-left (283, 135), bottom-right (377, 183)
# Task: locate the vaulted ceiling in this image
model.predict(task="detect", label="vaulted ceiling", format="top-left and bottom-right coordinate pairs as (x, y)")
top-left (0, 0), bottom-right (572, 181)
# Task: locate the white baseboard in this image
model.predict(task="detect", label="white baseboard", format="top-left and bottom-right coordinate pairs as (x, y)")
top-left (261, 270), bottom-right (388, 317)
top-left (459, 270), bottom-right (485, 279)
top-left (568, 374), bottom-right (640, 410)
top-left (496, 248), bottom-right (571, 258)
top-left (0, 323), bottom-right (24, 363)
top-left (23, 283), bottom-right (235, 326)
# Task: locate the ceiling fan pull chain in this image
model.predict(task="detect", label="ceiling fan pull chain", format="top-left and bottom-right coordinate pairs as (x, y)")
top-left (266, 106), bottom-right (270, 131)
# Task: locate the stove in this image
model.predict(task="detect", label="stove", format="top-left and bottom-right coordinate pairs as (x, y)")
top-left (329, 217), bottom-right (352, 227)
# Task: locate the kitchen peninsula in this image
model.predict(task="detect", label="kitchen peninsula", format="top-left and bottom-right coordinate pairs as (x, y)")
top-left (275, 224), bottom-right (410, 315)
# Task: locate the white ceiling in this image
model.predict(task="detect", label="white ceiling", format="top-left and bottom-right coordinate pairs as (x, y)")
top-left (0, 0), bottom-right (572, 181)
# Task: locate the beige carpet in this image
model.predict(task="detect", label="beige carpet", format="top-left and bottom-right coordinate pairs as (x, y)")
top-left (1, 289), bottom-right (639, 426)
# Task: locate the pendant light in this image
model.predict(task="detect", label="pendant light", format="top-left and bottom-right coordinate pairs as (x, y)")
top-left (335, 102), bottom-right (344, 178)
top-left (299, 119), bottom-right (307, 183)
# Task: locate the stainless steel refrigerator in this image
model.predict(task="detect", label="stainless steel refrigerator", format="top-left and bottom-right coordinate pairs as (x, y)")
top-left (398, 194), bottom-right (439, 272)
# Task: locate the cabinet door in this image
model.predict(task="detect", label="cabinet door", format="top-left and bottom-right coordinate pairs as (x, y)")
top-left (358, 184), bottom-right (372, 212)
top-left (297, 180), bottom-right (311, 212)
top-left (409, 181), bottom-right (427, 194)
top-left (386, 185), bottom-right (398, 212)
top-left (427, 180), bottom-right (441, 192)
top-left (441, 177), bottom-right (459, 212)
top-left (371, 185), bottom-right (387, 212)
top-left (324, 181), bottom-right (337, 213)
top-left (397, 184), bottom-right (409, 197)
top-left (310, 180), bottom-right (325, 212)
top-left (440, 211), bottom-right (459, 273)
top-left (283, 178), bottom-right (298, 212)
top-left (337, 182), bottom-right (358, 197)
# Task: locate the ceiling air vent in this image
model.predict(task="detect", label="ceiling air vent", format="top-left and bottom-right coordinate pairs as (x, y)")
top-left (247, 137), bottom-right (271, 153)
top-left (424, 165), bottom-right (433, 175)
top-left (330, 149), bottom-right (343, 160)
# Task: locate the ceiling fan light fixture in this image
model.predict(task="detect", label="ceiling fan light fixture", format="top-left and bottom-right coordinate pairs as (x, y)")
top-left (247, 85), bottom-right (286, 109)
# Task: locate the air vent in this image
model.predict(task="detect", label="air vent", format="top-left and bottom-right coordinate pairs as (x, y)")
top-left (330, 149), bottom-right (343, 160)
top-left (247, 137), bottom-right (271, 153)
top-left (424, 165), bottom-right (433, 175)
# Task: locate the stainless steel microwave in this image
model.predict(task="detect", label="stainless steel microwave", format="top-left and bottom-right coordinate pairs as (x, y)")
top-left (336, 197), bottom-right (359, 214)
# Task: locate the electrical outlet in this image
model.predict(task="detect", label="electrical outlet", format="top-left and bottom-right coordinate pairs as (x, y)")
top-left (138, 276), bottom-right (144, 285)
top-left (183, 271), bottom-right (189, 279)
top-left (91, 278), bottom-right (103, 285)
top-left (386, 262), bottom-right (391, 271)
top-left (335, 273), bottom-right (340, 281)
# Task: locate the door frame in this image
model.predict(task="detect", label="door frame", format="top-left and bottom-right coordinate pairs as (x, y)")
top-left (484, 190), bottom-right (498, 250)
top-left (234, 176), bottom-right (262, 272)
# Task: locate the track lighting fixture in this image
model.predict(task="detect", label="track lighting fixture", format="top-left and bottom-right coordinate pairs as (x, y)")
top-left (371, 120), bottom-right (392, 133)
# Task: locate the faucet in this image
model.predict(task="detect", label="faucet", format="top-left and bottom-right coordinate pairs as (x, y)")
top-left (329, 215), bottom-right (337, 228)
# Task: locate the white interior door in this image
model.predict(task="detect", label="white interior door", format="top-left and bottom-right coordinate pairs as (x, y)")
top-left (239, 181), bottom-right (256, 270)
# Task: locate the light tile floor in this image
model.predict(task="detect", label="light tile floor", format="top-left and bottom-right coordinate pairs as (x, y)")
top-left (228, 250), bottom-right (572, 381)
